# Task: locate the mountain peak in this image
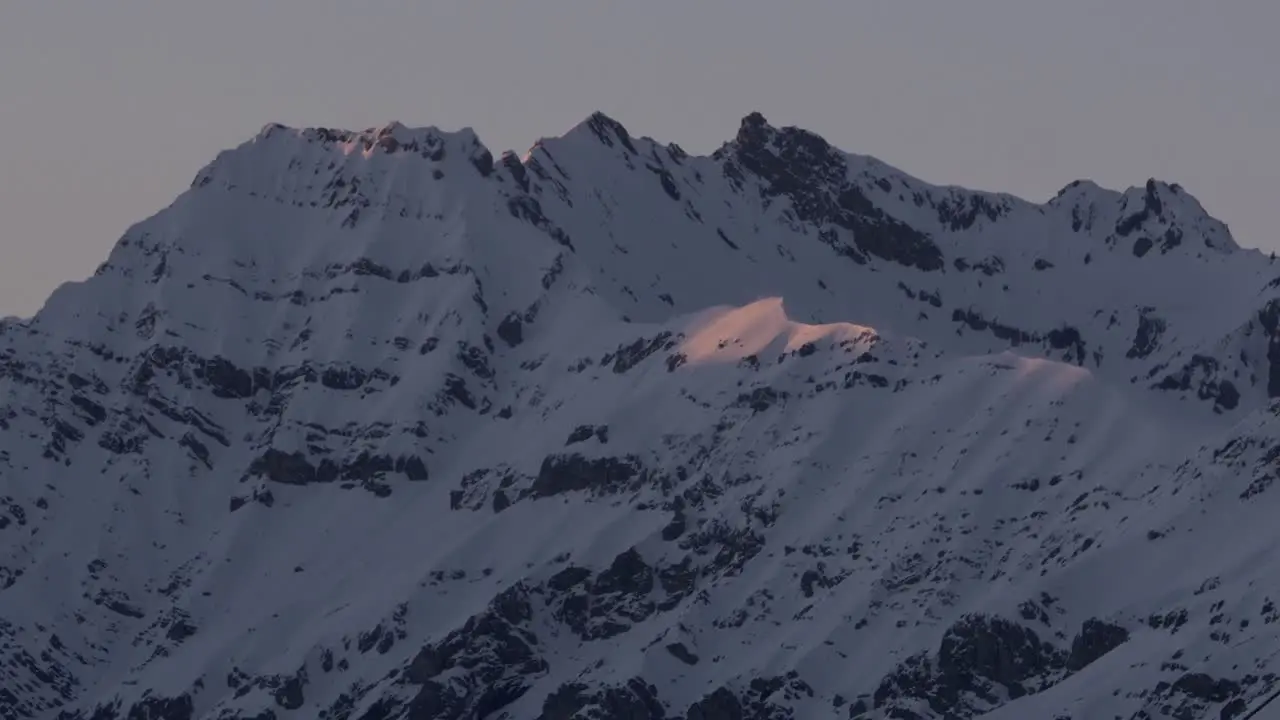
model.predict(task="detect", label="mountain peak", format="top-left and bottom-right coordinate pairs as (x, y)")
top-left (5, 109), bottom-right (1280, 720)
top-left (560, 110), bottom-right (641, 155)
top-left (739, 109), bottom-right (770, 132)
top-left (1112, 177), bottom-right (1238, 255)
top-left (730, 110), bottom-right (833, 158)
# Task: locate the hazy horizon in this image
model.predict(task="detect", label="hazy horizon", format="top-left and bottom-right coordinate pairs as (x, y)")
top-left (3, 1), bottom-right (1277, 317)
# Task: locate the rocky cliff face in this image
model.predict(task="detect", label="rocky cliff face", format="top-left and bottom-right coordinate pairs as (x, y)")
top-left (3, 112), bottom-right (1280, 719)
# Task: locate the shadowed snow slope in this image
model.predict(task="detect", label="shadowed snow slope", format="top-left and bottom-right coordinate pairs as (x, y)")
top-left (4, 113), bottom-right (1280, 720)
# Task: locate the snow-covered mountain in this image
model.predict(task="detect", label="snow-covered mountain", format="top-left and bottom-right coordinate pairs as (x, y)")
top-left (4, 111), bottom-right (1280, 720)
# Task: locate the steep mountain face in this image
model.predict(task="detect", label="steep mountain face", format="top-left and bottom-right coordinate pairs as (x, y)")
top-left (4, 112), bottom-right (1280, 720)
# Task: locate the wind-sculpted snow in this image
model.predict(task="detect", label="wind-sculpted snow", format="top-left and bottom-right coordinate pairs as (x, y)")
top-left (3, 112), bottom-right (1280, 719)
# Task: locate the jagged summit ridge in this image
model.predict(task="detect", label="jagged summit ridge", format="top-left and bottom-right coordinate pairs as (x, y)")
top-left (254, 119), bottom-right (482, 153)
top-left (165, 109), bottom-right (1251, 323)
top-left (3, 109), bottom-right (1280, 720)
top-left (246, 109), bottom-right (1232, 248)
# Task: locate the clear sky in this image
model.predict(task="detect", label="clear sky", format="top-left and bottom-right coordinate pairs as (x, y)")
top-left (2, 2), bottom-right (1277, 317)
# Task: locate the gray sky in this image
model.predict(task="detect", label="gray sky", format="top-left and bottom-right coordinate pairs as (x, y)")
top-left (2, 2), bottom-right (1277, 317)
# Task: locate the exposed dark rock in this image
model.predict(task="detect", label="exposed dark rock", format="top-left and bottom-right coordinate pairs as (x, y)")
top-left (736, 387), bottom-right (787, 413)
top-left (508, 196), bottom-right (575, 251)
top-left (1066, 618), bottom-right (1129, 671)
top-left (492, 490), bottom-right (510, 513)
top-left (603, 332), bottom-right (677, 374)
top-left (406, 645), bottom-right (447, 684)
top-left (716, 228), bottom-right (740, 250)
top-left (661, 506), bottom-right (687, 541)
top-left (1116, 180), bottom-right (1165, 238)
top-left (248, 449), bottom-right (338, 486)
top-left (679, 521), bottom-right (765, 579)
top-left (566, 425), bottom-right (597, 446)
top-left (537, 678), bottom-right (667, 720)
top-left (545, 548), bottom-right (659, 641)
top-left (665, 642), bottom-right (699, 666)
top-left (1133, 670), bottom-right (1262, 720)
top-left (501, 152), bottom-right (529, 192)
top-left (497, 313), bottom-right (524, 347)
top-left (114, 693), bottom-right (194, 720)
top-left (471, 147), bottom-right (495, 177)
top-left (1171, 673), bottom-right (1241, 704)
top-left (136, 347), bottom-right (257, 399)
top-left (873, 614), bottom-right (1067, 718)
top-left (952, 308), bottom-right (1035, 346)
top-left (954, 255), bottom-right (1005, 276)
top-left (548, 566), bottom-right (593, 593)
top-left (399, 456), bottom-right (429, 481)
top-left (594, 548), bottom-right (654, 596)
top-left (1045, 325), bottom-right (1086, 359)
top-left (399, 584), bottom-right (547, 719)
top-left (729, 112), bottom-right (943, 271)
top-left (1258, 299), bottom-right (1280, 398)
top-left (936, 194), bottom-right (1006, 231)
top-left (1154, 354), bottom-right (1241, 411)
top-left (69, 395), bottom-right (107, 425)
top-left (952, 309), bottom-right (1091, 364)
top-left (648, 164), bottom-right (682, 201)
top-left (165, 615), bottom-right (198, 643)
top-left (685, 687), bottom-right (743, 720)
top-left (274, 676), bottom-right (305, 710)
top-left (178, 433), bottom-right (211, 468)
top-left (584, 112), bottom-right (638, 155)
top-left (684, 677), bottom-right (804, 720)
top-left (321, 365), bottom-right (369, 390)
top-left (1127, 310), bottom-right (1166, 359)
top-left (530, 453), bottom-right (644, 498)
top-left (247, 448), bottom-right (428, 491)
top-left (94, 590), bottom-right (146, 619)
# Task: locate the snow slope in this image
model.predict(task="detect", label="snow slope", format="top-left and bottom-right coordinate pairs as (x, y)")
top-left (3, 112), bottom-right (1280, 719)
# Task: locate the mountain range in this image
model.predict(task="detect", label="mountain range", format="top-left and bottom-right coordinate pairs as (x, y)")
top-left (3, 111), bottom-right (1280, 719)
